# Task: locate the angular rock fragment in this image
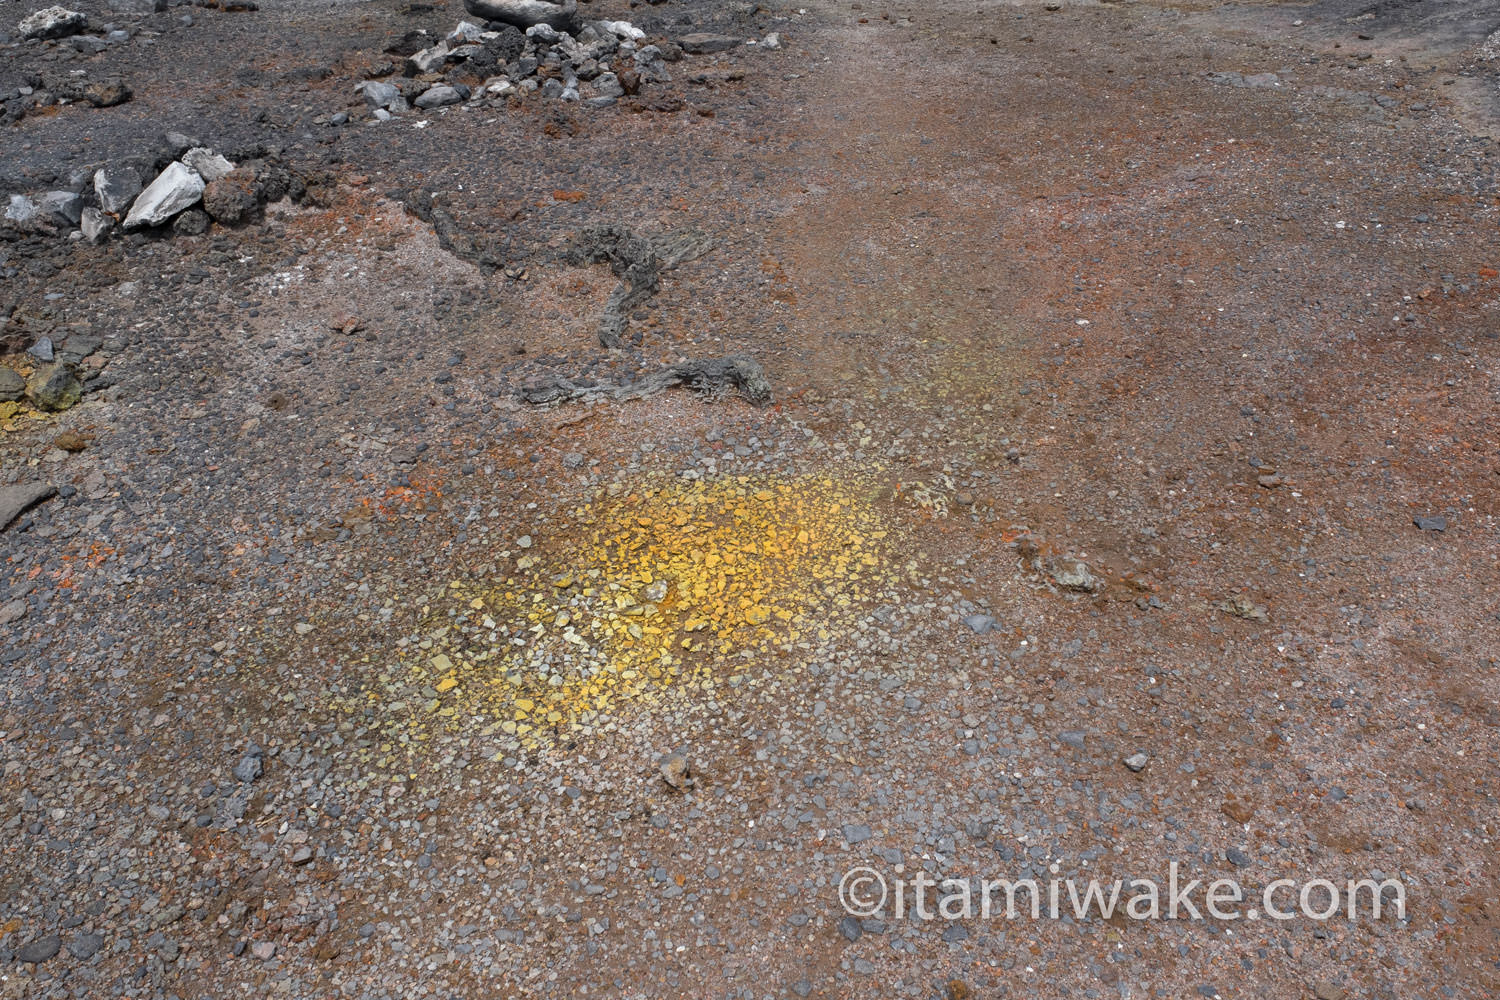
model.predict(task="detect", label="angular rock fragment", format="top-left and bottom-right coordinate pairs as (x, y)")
top-left (405, 42), bottom-right (451, 74)
top-left (202, 168), bottom-right (258, 225)
top-left (356, 79), bottom-right (408, 112)
top-left (123, 161), bottom-right (204, 229)
top-left (79, 79), bottom-right (132, 107)
top-left (172, 208), bottom-right (209, 235)
top-left (414, 84), bottom-right (463, 109)
top-left (0, 483), bottom-right (57, 531)
top-left (19, 6), bottom-right (86, 40)
top-left (39, 190), bottom-right (83, 225)
top-left (1040, 556), bottom-right (1101, 593)
top-left (446, 19), bottom-right (484, 45)
top-left (181, 147), bottom-right (234, 183)
top-left (4, 194), bottom-right (37, 231)
top-left (593, 18), bottom-right (643, 42)
top-left (95, 163), bottom-right (143, 215)
top-left (659, 750), bottom-right (691, 789)
top-left (4, 191), bottom-right (81, 231)
top-left (15, 934), bottom-right (60, 964)
top-left (80, 206), bottom-right (113, 242)
top-left (67, 932), bottom-right (105, 960)
top-left (233, 743), bottom-right (264, 783)
top-left (677, 32), bottom-right (742, 54)
top-left (961, 614), bottom-right (995, 634)
top-left (26, 363), bottom-right (84, 411)
top-left (464, 0), bottom-right (579, 32)
top-left (1218, 594), bottom-right (1269, 621)
top-left (0, 368), bottom-right (24, 401)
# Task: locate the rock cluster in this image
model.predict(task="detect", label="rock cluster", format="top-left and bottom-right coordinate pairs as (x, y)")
top-left (0, 72), bottom-right (134, 126)
top-left (3, 134), bottom-right (305, 242)
top-left (356, 14), bottom-right (750, 117)
top-left (4, 7), bottom-right (136, 123)
top-left (17, 5), bottom-right (86, 41)
top-left (0, 333), bottom-right (105, 414)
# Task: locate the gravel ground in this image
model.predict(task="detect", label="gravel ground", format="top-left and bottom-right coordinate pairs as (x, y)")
top-left (1, 0), bottom-right (1498, 998)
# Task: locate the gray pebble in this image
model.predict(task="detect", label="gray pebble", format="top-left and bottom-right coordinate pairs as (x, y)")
top-left (17, 934), bottom-right (60, 964)
top-left (842, 823), bottom-right (872, 844)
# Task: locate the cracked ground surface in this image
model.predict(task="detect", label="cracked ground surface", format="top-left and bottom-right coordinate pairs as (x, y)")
top-left (1, 0), bottom-right (1499, 997)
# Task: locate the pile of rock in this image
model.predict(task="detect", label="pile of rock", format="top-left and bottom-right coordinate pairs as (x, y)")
top-left (0, 334), bottom-right (106, 415)
top-left (13, 4), bottom-right (136, 56)
top-left (4, 134), bottom-right (303, 242)
top-left (5, 7), bottom-right (138, 123)
top-left (1, 73), bottom-right (133, 126)
top-left (15, 1), bottom-right (169, 43)
top-left (355, 0), bottom-right (760, 117)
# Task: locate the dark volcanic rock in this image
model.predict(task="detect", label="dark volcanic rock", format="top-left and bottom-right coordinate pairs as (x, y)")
top-left (81, 79), bottom-right (133, 107)
top-left (16, 934), bottom-right (60, 964)
top-left (464, 0), bottom-right (579, 32)
top-left (0, 367), bottom-right (24, 401)
top-left (677, 33), bottom-right (742, 54)
top-left (203, 169), bottom-right (258, 224)
top-left (0, 483), bottom-right (57, 531)
top-left (26, 364), bottom-right (83, 412)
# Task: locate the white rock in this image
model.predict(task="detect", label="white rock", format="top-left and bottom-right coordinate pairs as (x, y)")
top-left (81, 207), bottom-right (113, 243)
top-left (1484, 27), bottom-right (1500, 62)
top-left (355, 80), bottom-right (408, 113)
top-left (122, 162), bottom-right (204, 230)
top-left (4, 194), bottom-right (39, 229)
top-left (406, 43), bottom-right (450, 74)
top-left (181, 147), bottom-right (235, 183)
top-left (597, 19), bottom-right (643, 42)
top-left (19, 6), bottom-right (86, 40)
top-left (446, 20), bottom-right (484, 45)
top-left (762, 32), bottom-right (782, 50)
top-left (4, 191), bottom-right (81, 231)
top-left (35, 190), bottom-right (82, 225)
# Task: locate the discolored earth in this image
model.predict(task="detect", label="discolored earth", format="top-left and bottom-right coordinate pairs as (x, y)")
top-left (1, 1), bottom-right (1498, 999)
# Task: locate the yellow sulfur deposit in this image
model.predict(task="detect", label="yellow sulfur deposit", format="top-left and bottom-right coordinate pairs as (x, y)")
top-left (402, 473), bottom-right (894, 747)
